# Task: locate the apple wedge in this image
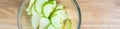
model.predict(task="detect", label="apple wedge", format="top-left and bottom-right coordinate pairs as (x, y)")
top-left (39, 17), bottom-right (50, 29)
top-left (26, 0), bottom-right (36, 15)
top-left (55, 4), bottom-right (64, 11)
top-left (42, 1), bottom-right (56, 17)
top-left (50, 10), bottom-right (68, 29)
top-left (63, 19), bottom-right (72, 29)
top-left (35, 0), bottom-right (49, 14)
top-left (31, 5), bottom-right (40, 29)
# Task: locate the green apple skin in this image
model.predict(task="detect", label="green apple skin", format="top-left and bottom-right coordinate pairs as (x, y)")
top-left (42, 1), bottom-right (56, 17)
top-left (31, 5), bottom-right (40, 29)
top-left (35, 0), bottom-right (49, 14)
top-left (26, 0), bottom-right (37, 15)
top-left (26, 0), bottom-right (72, 29)
top-left (63, 19), bottom-right (72, 29)
top-left (50, 10), bottom-right (67, 29)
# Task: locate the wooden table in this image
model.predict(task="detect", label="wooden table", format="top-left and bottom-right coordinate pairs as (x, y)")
top-left (0, 0), bottom-right (120, 29)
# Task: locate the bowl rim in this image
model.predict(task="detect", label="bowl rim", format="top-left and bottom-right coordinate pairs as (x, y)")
top-left (17, 0), bottom-right (81, 29)
top-left (72, 0), bottom-right (81, 29)
top-left (17, 0), bottom-right (27, 29)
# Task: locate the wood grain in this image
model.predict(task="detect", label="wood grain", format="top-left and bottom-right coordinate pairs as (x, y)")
top-left (77, 0), bottom-right (120, 29)
top-left (0, 0), bottom-right (120, 29)
top-left (0, 0), bottom-right (22, 29)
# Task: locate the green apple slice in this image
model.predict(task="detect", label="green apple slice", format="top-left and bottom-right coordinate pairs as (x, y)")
top-left (63, 19), bottom-right (72, 29)
top-left (26, 0), bottom-right (36, 15)
top-left (42, 1), bottom-right (56, 17)
top-left (50, 10), bottom-right (68, 28)
top-left (55, 4), bottom-right (64, 11)
top-left (31, 5), bottom-right (40, 29)
top-left (26, 0), bottom-right (72, 29)
top-left (39, 17), bottom-right (50, 29)
top-left (31, 15), bottom-right (40, 29)
top-left (35, 0), bottom-right (49, 14)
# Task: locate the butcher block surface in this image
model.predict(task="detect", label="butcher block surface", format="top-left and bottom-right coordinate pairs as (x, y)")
top-left (0, 0), bottom-right (120, 29)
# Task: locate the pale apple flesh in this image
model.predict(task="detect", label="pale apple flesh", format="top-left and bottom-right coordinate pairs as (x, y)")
top-left (26, 0), bottom-right (72, 29)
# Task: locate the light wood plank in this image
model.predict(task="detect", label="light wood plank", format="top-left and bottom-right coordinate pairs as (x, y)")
top-left (1, 0), bottom-right (120, 29)
top-left (77, 0), bottom-right (120, 29)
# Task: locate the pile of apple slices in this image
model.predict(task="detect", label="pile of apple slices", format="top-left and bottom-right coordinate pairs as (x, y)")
top-left (26, 0), bottom-right (72, 29)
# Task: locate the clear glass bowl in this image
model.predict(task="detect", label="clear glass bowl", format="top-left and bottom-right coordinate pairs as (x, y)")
top-left (17, 0), bottom-right (81, 29)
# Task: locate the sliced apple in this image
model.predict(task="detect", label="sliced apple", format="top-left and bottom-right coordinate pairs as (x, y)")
top-left (26, 0), bottom-right (36, 15)
top-left (39, 17), bottom-right (50, 29)
top-left (26, 0), bottom-right (72, 29)
top-left (42, 1), bottom-right (56, 17)
top-left (31, 15), bottom-right (40, 29)
top-left (35, 0), bottom-right (49, 14)
top-left (50, 10), bottom-right (68, 29)
top-left (55, 4), bottom-right (64, 11)
top-left (31, 5), bottom-right (40, 29)
top-left (63, 19), bottom-right (72, 29)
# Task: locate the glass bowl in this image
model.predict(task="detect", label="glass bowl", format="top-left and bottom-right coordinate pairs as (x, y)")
top-left (17, 0), bottom-right (81, 29)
